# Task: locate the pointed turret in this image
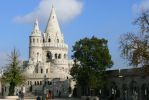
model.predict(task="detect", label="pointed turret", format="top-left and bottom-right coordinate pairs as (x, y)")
top-left (31, 18), bottom-right (41, 36)
top-left (29, 18), bottom-right (43, 62)
top-left (45, 6), bottom-right (61, 34)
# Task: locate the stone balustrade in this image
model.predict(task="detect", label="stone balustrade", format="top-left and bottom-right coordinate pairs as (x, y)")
top-left (43, 43), bottom-right (68, 49)
top-left (52, 59), bottom-right (68, 65)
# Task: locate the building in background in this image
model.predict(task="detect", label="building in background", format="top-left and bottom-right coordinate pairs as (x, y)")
top-left (74, 67), bottom-right (149, 100)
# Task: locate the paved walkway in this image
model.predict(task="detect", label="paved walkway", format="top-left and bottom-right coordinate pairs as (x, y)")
top-left (0, 98), bottom-right (81, 100)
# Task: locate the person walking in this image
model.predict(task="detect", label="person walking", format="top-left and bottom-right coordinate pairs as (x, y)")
top-left (19, 91), bottom-right (24, 100)
top-left (46, 90), bottom-right (52, 100)
top-left (16, 89), bottom-right (19, 96)
top-left (36, 96), bottom-right (41, 100)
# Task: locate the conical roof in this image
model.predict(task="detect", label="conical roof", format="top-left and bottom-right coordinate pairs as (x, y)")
top-left (45, 6), bottom-right (61, 34)
top-left (31, 18), bottom-right (41, 36)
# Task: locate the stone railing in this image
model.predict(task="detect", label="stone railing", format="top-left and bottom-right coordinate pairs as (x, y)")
top-left (27, 74), bottom-right (48, 79)
top-left (43, 43), bottom-right (68, 49)
top-left (52, 59), bottom-right (68, 65)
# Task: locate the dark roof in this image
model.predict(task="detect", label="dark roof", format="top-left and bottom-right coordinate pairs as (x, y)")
top-left (106, 67), bottom-right (149, 78)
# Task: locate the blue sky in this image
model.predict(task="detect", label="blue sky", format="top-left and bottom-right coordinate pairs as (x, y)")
top-left (0, 0), bottom-right (147, 69)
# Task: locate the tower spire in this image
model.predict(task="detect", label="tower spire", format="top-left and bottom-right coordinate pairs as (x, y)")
top-left (45, 6), bottom-right (61, 34)
top-left (31, 18), bottom-right (41, 36)
top-left (34, 18), bottom-right (40, 31)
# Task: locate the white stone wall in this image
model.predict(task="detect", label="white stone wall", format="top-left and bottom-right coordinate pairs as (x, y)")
top-left (29, 36), bottom-right (43, 63)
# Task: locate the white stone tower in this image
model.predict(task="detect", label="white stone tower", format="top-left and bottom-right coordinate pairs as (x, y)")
top-left (42, 6), bottom-right (68, 65)
top-left (24, 6), bottom-right (74, 97)
top-left (29, 19), bottom-right (43, 63)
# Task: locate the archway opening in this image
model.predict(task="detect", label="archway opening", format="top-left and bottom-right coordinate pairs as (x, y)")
top-left (46, 51), bottom-right (52, 62)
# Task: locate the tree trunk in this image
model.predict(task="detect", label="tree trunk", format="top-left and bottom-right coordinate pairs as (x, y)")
top-left (8, 82), bottom-right (15, 96)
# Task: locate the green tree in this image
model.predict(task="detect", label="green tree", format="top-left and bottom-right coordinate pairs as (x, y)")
top-left (120, 11), bottom-right (149, 67)
top-left (70, 36), bottom-right (113, 95)
top-left (2, 49), bottom-right (26, 96)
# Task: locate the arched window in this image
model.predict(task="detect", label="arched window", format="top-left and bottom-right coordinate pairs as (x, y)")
top-left (122, 84), bottom-right (128, 100)
top-left (35, 81), bottom-right (36, 85)
top-left (37, 81), bottom-right (39, 85)
top-left (37, 39), bottom-right (39, 43)
top-left (64, 54), bottom-right (66, 59)
top-left (33, 38), bottom-right (35, 43)
top-left (28, 81), bottom-right (30, 85)
top-left (55, 53), bottom-right (57, 59)
top-left (46, 51), bottom-right (52, 62)
top-left (46, 69), bottom-right (48, 73)
top-left (48, 38), bottom-right (51, 42)
top-left (129, 80), bottom-right (138, 96)
top-left (40, 81), bottom-right (42, 85)
top-left (58, 54), bottom-right (61, 59)
top-left (41, 69), bottom-right (43, 73)
top-left (57, 39), bottom-right (59, 43)
top-left (48, 81), bottom-right (52, 85)
top-left (37, 52), bottom-right (39, 57)
top-left (141, 84), bottom-right (148, 98)
top-left (111, 82), bottom-right (119, 96)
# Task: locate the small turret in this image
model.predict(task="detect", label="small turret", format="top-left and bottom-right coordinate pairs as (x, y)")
top-left (31, 18), bottom-right (41, 36)
top-left (29, 19), bottom-right (43, 63)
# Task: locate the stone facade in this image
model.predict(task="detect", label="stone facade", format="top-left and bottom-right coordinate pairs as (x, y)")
top-left (74, 67), bottom-right (149, 100)
top-left (104, 68), bottom-right (149, 100)
top-left (22, 6), bottom-right (74, 97)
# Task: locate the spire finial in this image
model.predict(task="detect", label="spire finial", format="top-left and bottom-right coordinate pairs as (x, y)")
top-left (52, 4), bottom-right (54, 8)
top-left (31, 18), bottom-right (41, 36)
top-left (34, 18), bottom-right (39, 31)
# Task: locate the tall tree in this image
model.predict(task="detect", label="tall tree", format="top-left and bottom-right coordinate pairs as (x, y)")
top-left (70, 36), bottom-right (113, 95)
top-left (1, 49), bottom-right (26, 96)
top-left (120, 11), bottom-right (149, 67)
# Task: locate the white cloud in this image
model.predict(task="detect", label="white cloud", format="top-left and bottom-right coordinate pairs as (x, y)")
top-left (133, 0), bottom-right (149, 13)
top-left (14, 0), bottom-right (83, 23)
